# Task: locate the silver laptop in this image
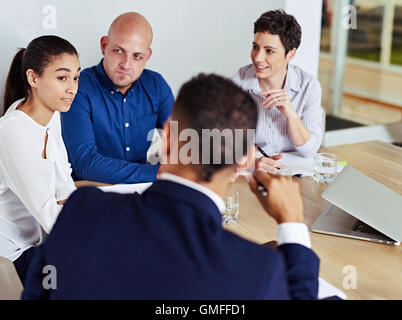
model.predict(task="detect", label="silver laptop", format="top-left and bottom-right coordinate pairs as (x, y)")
top-left (312, 166), bottom-right (402, 245)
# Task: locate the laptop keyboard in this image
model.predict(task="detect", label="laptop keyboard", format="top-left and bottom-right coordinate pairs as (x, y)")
top-left (352, 220), bottom-right (382, 235)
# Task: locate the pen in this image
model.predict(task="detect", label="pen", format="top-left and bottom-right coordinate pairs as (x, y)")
top-left (256, 145), bottom-right (270, 158)
top-left (254, 147), bottom-right (268, 196)
top-left (256, 145), bottom-right (303, 178)
top-left (256, 145), bottom-right (282, 163)
top-left (257, 174), bottom-right (302, 197)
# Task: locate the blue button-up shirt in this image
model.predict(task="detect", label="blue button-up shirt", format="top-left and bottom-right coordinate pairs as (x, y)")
top-left (61, 60), bottom-right (174, 184)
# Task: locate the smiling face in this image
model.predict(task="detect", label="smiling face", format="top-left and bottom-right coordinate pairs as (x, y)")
top-left (33, 53), bottom-right (81, 113)
top-left (101, 23), bottom-right (152, 94)
top-left (250, 31), bottom-right (295, 81)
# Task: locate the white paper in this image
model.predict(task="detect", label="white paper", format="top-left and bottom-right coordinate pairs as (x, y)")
top-left (318, 277), bottom-right (347, 300)
top-left (239, 151), bottom-right (313, 177)
top-left (254, 151), bottom-right (346, 177)
top-left (98, 183), bottom-right (152, 195)
top-left (279, 152), bottom-right (314, 177)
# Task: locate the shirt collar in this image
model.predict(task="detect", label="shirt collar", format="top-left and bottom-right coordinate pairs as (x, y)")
top-left (159, 173), bottom-right (226, 213)
top-left (284, 64), bottom-right (301, 93)
top-left (7, 98), bottom-right (59, 130)
top-left (247, 63), bottom-right (301, 95)
top-left (247, 65), bottom-right (263, 96)
top-left (95, 59), bottom-right (137, 95)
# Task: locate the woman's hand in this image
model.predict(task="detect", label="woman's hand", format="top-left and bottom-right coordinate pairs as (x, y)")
top-left (262, 89), bottom-right (297, 119)
top-left (255, 154), bottom-right (284, 172)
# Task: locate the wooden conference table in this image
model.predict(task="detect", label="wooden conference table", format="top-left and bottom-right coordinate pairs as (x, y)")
top-left (77, 140), bottom-right (402, 300)
top-left (225, 140), bottom-right (402, 300)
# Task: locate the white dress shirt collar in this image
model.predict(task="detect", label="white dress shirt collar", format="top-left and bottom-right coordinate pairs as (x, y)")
top-left (159, 173), bottom-right (226, 213)
top-left (245, 63), bottom-right (301, 95)
top-left (284, 64), bottom-right (302, 93)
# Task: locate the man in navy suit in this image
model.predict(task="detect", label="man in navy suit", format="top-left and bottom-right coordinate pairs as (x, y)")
top-left (22, 74), bottom-right (319, 299)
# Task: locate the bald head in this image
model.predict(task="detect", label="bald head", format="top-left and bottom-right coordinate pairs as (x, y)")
top-left (100, 12), bottom-right (154, 94)
top-left (108, 12), bottom-right (153, 46)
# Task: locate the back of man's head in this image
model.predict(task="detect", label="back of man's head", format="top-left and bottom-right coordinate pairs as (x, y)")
top-left (171, 74), bottom-right (258, 182)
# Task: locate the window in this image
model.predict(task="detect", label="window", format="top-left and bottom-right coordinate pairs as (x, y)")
top-left (391, 2), bottom-right (402, 65)
top-left (347, 0), bottom-right (385, 62)
top-left (320, 0), bottom-right (333, 52)
top-left (318, 0), bottom-right (402, 127)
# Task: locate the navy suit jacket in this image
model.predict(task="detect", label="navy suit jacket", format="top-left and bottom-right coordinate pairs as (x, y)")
top-left (22, 180), bottom-right (319, 299)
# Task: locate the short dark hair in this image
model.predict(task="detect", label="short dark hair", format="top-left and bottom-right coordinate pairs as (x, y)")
top-left (254, 9), bottom-right (302, 55)
top-left (3, 35), bottom-right (78, 114)
top-left (172, 74), bottom-right (258, 182)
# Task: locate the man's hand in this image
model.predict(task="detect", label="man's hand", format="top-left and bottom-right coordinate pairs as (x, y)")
top-left (247, 169), bottom-right (304, 224)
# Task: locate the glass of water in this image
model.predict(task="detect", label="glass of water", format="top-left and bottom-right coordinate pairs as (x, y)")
top-left (222, 188), bottom-right (239, 225)
top-left (313, 153), bottom-right (338, 183)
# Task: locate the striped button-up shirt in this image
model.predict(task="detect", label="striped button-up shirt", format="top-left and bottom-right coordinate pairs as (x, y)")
top-left (232, 64), bottom-right (324, 158)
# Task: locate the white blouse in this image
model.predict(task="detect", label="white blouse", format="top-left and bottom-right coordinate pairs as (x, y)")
top-left (0, 99), bottom-right (76, 261)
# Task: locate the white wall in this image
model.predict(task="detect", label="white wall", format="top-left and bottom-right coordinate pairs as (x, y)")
top-left (285, 0), bottom-right (323, 77)
top-left (0, 0), bottom-right (322, 112)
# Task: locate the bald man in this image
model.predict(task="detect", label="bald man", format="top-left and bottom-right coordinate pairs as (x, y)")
top-left (62, 12), bottom-right (174, 184)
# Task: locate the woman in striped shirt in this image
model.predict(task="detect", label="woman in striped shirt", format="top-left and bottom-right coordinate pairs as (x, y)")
top-left (232, 10), bottom-right (324, 169)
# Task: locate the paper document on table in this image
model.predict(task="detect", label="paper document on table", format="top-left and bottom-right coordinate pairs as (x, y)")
top-left (240, 151), bottom-right (313, 177)
top-left (280, 152), bottom-right (314, 177)
top-left (318, 277), bottom-right (347, 300)
top-left (238, 151), bottom-right (346, 177)
top-left (98, 183), bottom-right (152, 194)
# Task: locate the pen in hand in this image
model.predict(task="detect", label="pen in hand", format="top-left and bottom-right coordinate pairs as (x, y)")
top-left (255, 145), bottom-right (274, 195)
top-left (255, 145), bottom-right (283, 170)
top-left (245, 172), bottom-right (268, 197)
top-left (256, 145), bottom-right (270, 158)
top-left (256, 145), bottom-right (282, 161)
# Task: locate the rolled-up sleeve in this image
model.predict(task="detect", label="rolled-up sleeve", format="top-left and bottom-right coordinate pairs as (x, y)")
top-left (294, 79), bottom-right (324, 158)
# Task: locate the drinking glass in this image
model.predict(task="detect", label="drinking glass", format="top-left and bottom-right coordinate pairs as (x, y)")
top-left (313, 153), bottom-right (337, 183)
top-left (222, 188), bottom-right (239, 225)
